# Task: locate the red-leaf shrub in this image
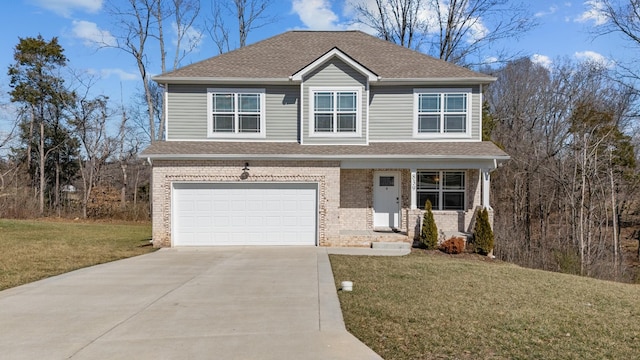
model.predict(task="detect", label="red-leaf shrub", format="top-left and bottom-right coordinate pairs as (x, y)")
top-left (439, 237), bottom-right (465, 254)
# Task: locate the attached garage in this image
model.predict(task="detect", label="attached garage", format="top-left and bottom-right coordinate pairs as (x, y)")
top-left (172, 182), bottom-right (318, 246)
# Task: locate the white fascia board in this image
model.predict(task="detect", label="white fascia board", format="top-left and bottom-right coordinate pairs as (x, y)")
top-left (150, 76), bottom-right (293, 85)
top-left (143, 153), bottom-right (510, 162)
top-left (290, 48), bottom-right (378, 82)
top-left (341, 158), bottom-right (500, 170)
top-left (375, 77), bottom-right (497, 85)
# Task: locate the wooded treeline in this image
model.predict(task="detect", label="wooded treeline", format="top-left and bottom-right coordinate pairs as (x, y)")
top-left (487, 59), bottom-right (639, 281)
top-left (0, 0), bottom-right (638, 281)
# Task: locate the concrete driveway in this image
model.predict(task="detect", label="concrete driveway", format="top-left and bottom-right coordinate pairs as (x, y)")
top-left (0, 247), bottom-right (382, 359)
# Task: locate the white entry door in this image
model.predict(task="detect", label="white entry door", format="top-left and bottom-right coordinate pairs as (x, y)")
top-left (373, 171), bottom-right (400, 229)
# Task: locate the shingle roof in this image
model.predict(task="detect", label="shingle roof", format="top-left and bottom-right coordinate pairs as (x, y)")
top-left (140, 141), bottom-right (509, 160)
top-left (153, 31), bottom-right (494, 82)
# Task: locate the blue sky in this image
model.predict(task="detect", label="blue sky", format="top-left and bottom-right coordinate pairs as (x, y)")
top-left (0, 0), bottom-right (633, 139)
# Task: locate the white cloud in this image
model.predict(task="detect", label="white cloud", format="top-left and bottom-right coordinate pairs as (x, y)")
top-left (71, 20), bottom-right (116, 47)
top-left (575, 0), bottom-right (608, 25)
top-left (574, 50), bottom-right (614, 67)
top-left (96, 68), bottom-right (139, 81)
top-left (468, 17), bottom-right (489, 43)
top-left (171, 22), bottom-right (203, 52)
top-left (535, 5), bottom-right (558, 17)
top-left (31, 0), bottom-right (102, 17)
top-left (292, 0), bottom-right (344, 30)
top-left (531, 54), bottom-right (553, 69)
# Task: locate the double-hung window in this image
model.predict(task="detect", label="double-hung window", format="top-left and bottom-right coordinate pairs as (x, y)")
top-left (416, 171), bottom-right (465, 210)
top-left (310, 87), bottom-right (360, 136)
top-left (414, 89), bottom-right (470, 137)
top-left (208, 88), bottom-right (265, 137)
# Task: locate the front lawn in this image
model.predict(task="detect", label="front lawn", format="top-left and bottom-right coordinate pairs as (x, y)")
top-left (331, 251), bottom-right (640, 360)
top-left (0, 219), bottom-right (153, 290)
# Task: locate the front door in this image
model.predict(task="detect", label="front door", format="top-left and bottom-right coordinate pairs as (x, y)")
top-left (373, 171), bottom-right (400, 229)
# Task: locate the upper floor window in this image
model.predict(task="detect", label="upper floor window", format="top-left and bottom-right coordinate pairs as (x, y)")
top-left (309, 87), bottom-right (361, 137)
top-left (414, 89), bottom-right (470, 138)
top-left (208, 88), bottom-right (265, 138)
top-left (416, 171), bottom-right (465, 211)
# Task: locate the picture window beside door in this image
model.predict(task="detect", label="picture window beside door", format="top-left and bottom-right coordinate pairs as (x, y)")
top-left (380, 176), bottom-right (394, 187)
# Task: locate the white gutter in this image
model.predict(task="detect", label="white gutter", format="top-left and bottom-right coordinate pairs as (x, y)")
top-left (143, 153), bottom-right (510, 161)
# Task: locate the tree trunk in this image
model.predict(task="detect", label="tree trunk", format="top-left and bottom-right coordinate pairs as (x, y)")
top-left (39, 121), bottom-right (45, 216)
top-left (120, 163), bottom-right (127, 208)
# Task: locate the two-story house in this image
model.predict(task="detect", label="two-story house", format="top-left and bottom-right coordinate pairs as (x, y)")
top-left (141, 30), bottom-right (509, 247)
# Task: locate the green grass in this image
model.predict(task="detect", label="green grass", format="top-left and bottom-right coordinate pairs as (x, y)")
top-left (331, 251), bottom-right (640, 360)
top-left (0, 219), bottom-right (154, 290)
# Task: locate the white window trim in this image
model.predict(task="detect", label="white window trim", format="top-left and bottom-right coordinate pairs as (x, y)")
top-left (308, 86), bottom-right (362, 138)
top-left (416, 170), bottom-right (466, 211)
top-left (207, 88), bottom-right (266, 138)
top-left (413, 88), bottom-right (472, 139)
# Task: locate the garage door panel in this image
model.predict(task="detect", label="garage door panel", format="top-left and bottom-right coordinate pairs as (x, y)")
top-left (173, 183), bottom-right (317, 246)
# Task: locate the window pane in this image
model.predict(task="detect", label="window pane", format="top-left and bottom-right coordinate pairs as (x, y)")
top-left (444, 115), bottom-right (466, 132)
top-left (315, 114), bottom-right (333, 132)
top-left (212, 93), bottom-right (234, 112)
top-left (213, 115), bottom-right (234, 132)
top-left (239, 114), bottom-right (260, 132)
top-left (418, 192), bottom-right (439, 210)
top-left (443, 192), bottom-right (464, 210)
top-left (314, 92), bottom-right (333, 111)
top-left (417, 172), bottom-right (439, 189)
top-left (239, 94), bottom-right (260, 112)
top-left (419, 115), bottom-right (440, 132)
top-left (337, 92), bottom-right (356, 111)
top-left (443, 172), bottom-right (464, 190)
top-left (380, 176), bottom-right (394, 186)
top-left (419, 94), bottom-right (440, 112)
top-left (445, 94), bottom-right (466, 112)
top-left (337, 114), bottom-right (356, 132)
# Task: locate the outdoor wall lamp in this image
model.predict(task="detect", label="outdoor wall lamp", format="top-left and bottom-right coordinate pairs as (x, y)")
top-left (240, 162), bottom-right (250, 180)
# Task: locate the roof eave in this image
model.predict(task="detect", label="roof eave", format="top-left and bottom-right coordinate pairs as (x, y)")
top-left (151, 76), bottom-right (294, 85)
top-left (376, 77), bottom-right (497, 85)
top-left (142, 153), bottom-right (510, 161)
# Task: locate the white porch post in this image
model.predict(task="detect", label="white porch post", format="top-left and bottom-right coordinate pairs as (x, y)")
top-left (482, 169), bottom-right (491, 209)
top-left (410, 168), bottom-right (417, 209)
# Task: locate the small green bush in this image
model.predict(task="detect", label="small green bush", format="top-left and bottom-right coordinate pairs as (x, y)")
top-left (439, 237), bottom-right (465, 254)
top-left (420, 200), bottom-right (438, 249)
top-left (473, 207), bottom-right (494, 255)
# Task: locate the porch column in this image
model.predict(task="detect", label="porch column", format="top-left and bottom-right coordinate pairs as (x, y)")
top-left (482, 169), bottom-right (491, 209)
top-left (410, 168), bottom-right (417, 209)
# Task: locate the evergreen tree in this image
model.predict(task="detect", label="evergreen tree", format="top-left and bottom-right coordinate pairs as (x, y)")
top-left (420, 200), bottom-right (438, 249)
top-left (473, 207), bottom-right (494, 255)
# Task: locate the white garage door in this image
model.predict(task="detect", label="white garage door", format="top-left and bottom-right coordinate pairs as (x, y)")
top-left (172, 182), bottom-right (318, 246)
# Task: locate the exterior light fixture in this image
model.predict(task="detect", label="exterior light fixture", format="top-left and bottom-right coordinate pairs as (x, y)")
top-left (240, 162), bottom-right (250, 180)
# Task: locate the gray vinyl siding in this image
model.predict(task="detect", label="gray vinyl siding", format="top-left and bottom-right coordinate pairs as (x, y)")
top-left (301, 58), bottom-right (367, 145)
top-left (166, 84), bottom-right (299, 141)
top-left (369, 85), bottom-right (482, 141)
top-left (368, 86), bottom-right (414, 141)
top-left (470, 86), bottom-right (481, 140)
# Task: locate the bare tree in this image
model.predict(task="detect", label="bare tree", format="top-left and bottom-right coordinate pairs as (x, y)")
top-left (350, 0), bottom-right (428, 48)
top-left (106, 0), bottom-right (159, 142)
top-left (205, 0), bottom-right (276, 53)
top-left (69, 91), bottom-right (115, 219)
top-left (106, 0), bottom-right (200, 142)
top-left (593, 0), bottom-right (640, 81)
top-left (349, 0), bottom-right (535, 65)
